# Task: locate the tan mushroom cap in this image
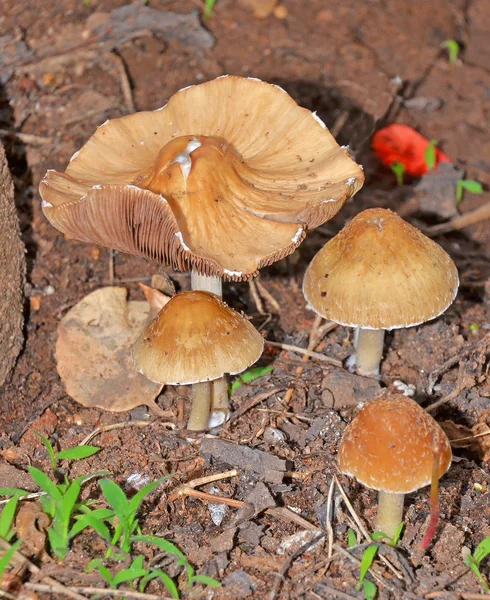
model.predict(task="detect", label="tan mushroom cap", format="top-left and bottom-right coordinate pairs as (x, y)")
top-left (338, 394), bottom-right (452, 494)
top-left (132, 290), bottom-right (264, 385)
top-left (303, 208), bottom-right (459, 329)
top-left (40, 76), bottom-right (364, 281)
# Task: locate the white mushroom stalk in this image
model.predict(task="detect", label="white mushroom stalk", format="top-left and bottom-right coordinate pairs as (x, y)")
top-left (355, 328), bottom-right (385, 377)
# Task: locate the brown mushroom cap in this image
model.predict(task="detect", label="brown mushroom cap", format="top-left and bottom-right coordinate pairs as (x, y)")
top-left (338, 394), bottom-right (452, 494)
top-left (40, 76), bottom-right (364, 281)
top-left (132, 290), bottom-right (264, 385)
top-left (303, 208), bottom-right (459, 329)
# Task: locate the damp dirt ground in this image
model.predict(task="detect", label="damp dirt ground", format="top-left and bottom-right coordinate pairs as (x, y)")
top-left (1, 0), bottom-right (490, 598)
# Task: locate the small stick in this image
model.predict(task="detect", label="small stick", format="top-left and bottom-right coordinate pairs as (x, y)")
top-left (427, 200), bottom-right (490, 235)
top-left (226, 387), bottom-right (282, 423)
top-left (0, 540), bottom-right (88, 600)
top-left (255, 280), bottom-right (281, 311)
top-left (249, 279), bottom-right (265, 315)
top-left (0, 129), bottom-right (53, 145)
top-left (108, 249), bottom-right (115, 285)
top-left (311, 585), bottom-right (358, 600)
top-left (168, 469), bottom-right (238, 502)
top-left (325, 478), bottom-right (335, 559)
top-left (79, 420), bottom-right (164, 446)
top-left (265, 341), bottom-right (342, 367)
top-left (110, 51), bottom-right (135, 112)
top-left (24, 583), bottom-right (173, 600)
top-left (269, 531), bottom-right (326, 600)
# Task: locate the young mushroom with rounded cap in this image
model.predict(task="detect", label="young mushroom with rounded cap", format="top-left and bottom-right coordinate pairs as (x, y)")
top-left (338, 393), bottom-right (452, 539)
top-left (303, 208), bottom-right (459, 377)
top-left (132, 291), bottom-right (264, 431)
top-left (39, 76), bottom-right (364, 424)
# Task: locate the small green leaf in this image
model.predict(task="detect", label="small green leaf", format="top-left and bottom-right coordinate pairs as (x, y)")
top-left (28, 467), bottom-right (62, 502)
top-left (191, 574), bottom-right (221, 588)
top-left (128, 478), bottom-right (168, 514)
top-left (112, 558), bottom-right (149, 587)
top-left (358, 544), bottom-right (378, 587)
top-left (363, 579), bottom-right (378, 600)
top-left (0, 539), bottom-right (22, 579)
top-left (441, 39), bottom-right (460, 64)
top-left (231, 365), bottom-right (274, 393)
top-left (392, 522), bottom-right (404, 546)
top-left (33, 431), bottom-right (57, 471)
top-left (100, 479), bottom-right (130, 520)
top-left (425, 139), bottom-right (438, 171)
top-left (71, 513), bottom-right (111, 540)
top-left (48, 527), bottom-right (68, 561)
top-left (203, 0), bottom-right (216, 21)
top-left (133, 535), bottom-right (186, 560)
top-left (347, 529), bottom-right (357, 548)
top-left (57, 446), bottom-right (100, 461)
top-left (473, 537), bottom-right (490, 565)
top-left (390, 162), bottom-right (405, 187)
top-left (140, 570), bottom-right (180, 598)
top-left (468, 561), bottom-right (490, 591)
top-left (461, 180), bottom-right (483, 195)
top-left (0, 496), bottom-right (19, 540)
top-left (0, 488), bottom-right (30, 497)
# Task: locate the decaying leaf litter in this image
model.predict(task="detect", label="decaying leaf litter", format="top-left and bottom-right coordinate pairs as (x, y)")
top-left (2, 0), bottom-right (490, 598)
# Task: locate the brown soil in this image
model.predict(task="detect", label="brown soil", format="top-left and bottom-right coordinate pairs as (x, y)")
top-left (1, 0), bottom-right (490, 598)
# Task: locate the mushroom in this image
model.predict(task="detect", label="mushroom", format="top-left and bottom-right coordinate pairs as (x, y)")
top-left (302, 208), bottom-right (459, 377)
top-left (338, 393), bottom-right (452, 539)
top-left (39, 76), bottom-right (364, 420)
top-left (132, 290), bottom-right (264, 430)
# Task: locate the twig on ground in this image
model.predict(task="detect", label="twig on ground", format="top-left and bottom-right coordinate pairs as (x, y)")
top-left (226, 388), bottom-right (282, 424)
top-left (110, 51), bottom-right (135, 112)
top-left (265, 341), bottom-right (342, 367)
top-left (0, 129), bottom-right (53, 145)
top-left (108, 249), bottom-right (115, 285)
top-left (311, 585), bottom-right (358, 600)
top-left (325, 478), bottom-right (335, 559)
top-left (427, 200), bottom-right (490, 235)
top-left (0, 540), bottom-right (88, 600)
top-left (168, 469), bottom-right (238, 502)
top-left (24, 583), bottom-right (174, 600)
top-left (425, 362), bottom-right (470, 412)
top-left (269, 532), bottom-right (326, 600)
top-left (249, 279), bottom-right (265, 315)
top-left (80, 419), bottom-right (164, 446)
top-left (255, 280), bottom-right (281, 312)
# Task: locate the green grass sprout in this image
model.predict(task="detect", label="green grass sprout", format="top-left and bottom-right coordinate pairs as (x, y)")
top-left (371, 522), bottom-right (404, 547)
top-left (100, 477), bottom-right (169, 557)
top-left (456, 179), bottom-right (483, 204)
top-left (347, 528), bottom-right (357, 548)
top-left (356, 544), bottom-right (378, 599)
top-left (463, 536), bottom-right (490, 591)
top-left (230, 365), bottom-right (274, 394)
top-left (390, 162), bottom-right (405, 186)
top-left (0, 539), bottom-right (22, 581)
top-left (441, 39), bottom-right (460, 64)
top-left (424, 139), bottom-right (438, 171)
top-left (204, 0), bottom-right (216, 21)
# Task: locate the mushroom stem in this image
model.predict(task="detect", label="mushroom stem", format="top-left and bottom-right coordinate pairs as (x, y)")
top-left (190, 269), bottom-right (229, 428)
top-left (187, 381), bottom-right (212, 431)
top-left (355, 328), bottom-right (385, 377)
top-left (377, 491), bottom-right (404, 539)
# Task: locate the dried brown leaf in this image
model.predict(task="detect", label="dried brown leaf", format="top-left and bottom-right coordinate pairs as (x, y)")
top-left (56, 286), bottom-right (164, 414)
top-left (15, 502), bottom-right (49, 558)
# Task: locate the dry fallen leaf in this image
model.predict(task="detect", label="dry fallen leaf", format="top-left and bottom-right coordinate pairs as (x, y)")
top-left (15, 502), bottom-right (50, 558)
top-left (441, 419), bottom-right (490, 460)
top-left (56, 286), bottom-right (165, 414)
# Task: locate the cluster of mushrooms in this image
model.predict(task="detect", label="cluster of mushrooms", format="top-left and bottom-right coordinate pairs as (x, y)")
top-left (41, 76), bottom-right (457, 539)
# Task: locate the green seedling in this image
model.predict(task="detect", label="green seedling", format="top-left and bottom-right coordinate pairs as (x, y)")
top-left (441, 39), bottom-right (460, 64)
top-left (0, 495), bottom-right (22, 542)
top-left (424, 139), bottom-right (438, 171)
top-left (371, 522), bottom-right (404, 547)
top-left (463, 536), bottom-right (490, 591)
top-left (99, 477), bottom-right (168, 557)
top-left (347, 528), bottom-right (357, 548)
top-left (88, 556), bottom-right (150, 590)
top-left (356, 544), bottom-right (378, 599)
top-left (134, 535), bottom-right (220, 591)
top-left (230, 365), bottom-right (274, 394)
top-left (470, 323), bottom-right (480, 335)
top-left (0, 539), bottom-right (22, 581)
top-left (456, 179), bottom-right (483, 204)
top-left (390, 162), bottom-right (406, 187)
top-left (204, 0), bottom-right (216, 20)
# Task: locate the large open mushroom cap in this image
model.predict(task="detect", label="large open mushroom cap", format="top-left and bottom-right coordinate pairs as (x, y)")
top-left (303, 207), bottom-right (459, 329)
top-left (132, 290), bottom-right (264, 385)
top-left (40, 76), bottom-right (364, 281)
top-left (338, 394), bottom-right (452, 494)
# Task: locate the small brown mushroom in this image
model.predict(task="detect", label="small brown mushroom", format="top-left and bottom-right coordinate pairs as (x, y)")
top-left (303, 208), bottom-right (459, 377)
top-left (338, 393), bottom-right (452, 539)
top-left (132, 290), bottom-right (264, 430)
